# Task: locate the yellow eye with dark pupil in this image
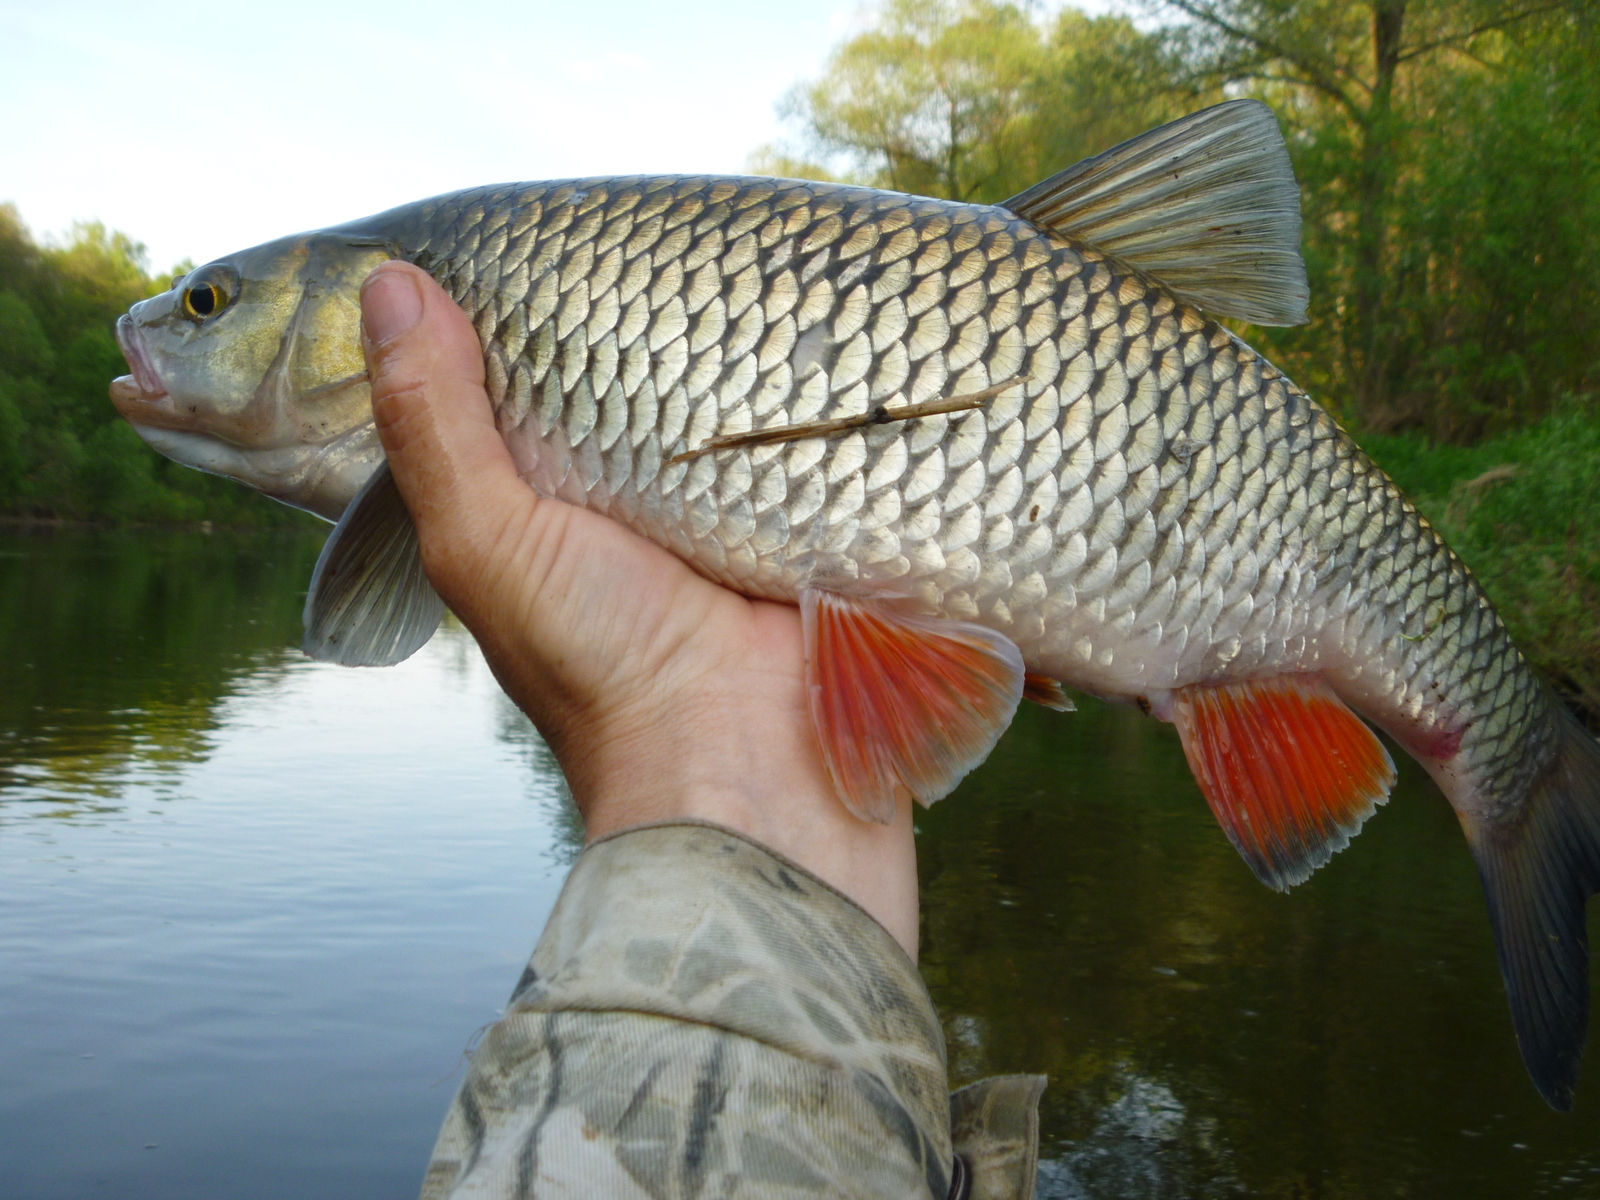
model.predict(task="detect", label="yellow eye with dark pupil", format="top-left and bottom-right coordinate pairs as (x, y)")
top-left (184, 284), bottom-right (221, 319)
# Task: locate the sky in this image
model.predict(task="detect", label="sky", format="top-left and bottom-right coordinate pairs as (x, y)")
top-left (0, 0), bottom-right (867, 271)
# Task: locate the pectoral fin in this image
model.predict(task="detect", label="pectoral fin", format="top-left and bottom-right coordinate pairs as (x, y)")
top-left (302, 461), bottom-right (444, 667)
top-left (1172, 674), bottom-right (1396, 890)
top-left (800, 589), bottom-right (1025, 824)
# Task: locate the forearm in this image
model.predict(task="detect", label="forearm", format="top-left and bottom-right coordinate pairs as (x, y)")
top-left (420, 822), bottom-right (950, 1200)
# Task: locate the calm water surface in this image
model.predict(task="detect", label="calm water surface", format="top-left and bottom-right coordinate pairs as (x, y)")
top-left (2, 527), bottom-right (1599, 1199)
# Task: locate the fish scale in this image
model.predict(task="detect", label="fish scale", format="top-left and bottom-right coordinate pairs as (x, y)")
top-left (111, 101), bottom-right (1600, 1108)
top-left (384, 175), bottom-right (1544, 815)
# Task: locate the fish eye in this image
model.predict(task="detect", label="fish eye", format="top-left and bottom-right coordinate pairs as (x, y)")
top-left (179, 267), bottom-right (239, 322)
top-left (183, 283), bottom-right (224, 319)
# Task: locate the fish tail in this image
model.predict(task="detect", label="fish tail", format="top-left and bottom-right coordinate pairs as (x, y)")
top-left (1468, 703), bottom-right (1600, 1110)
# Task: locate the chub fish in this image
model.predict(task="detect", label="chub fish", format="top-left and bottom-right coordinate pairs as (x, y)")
top-left (110, 101), bottom-right (1600, 1109)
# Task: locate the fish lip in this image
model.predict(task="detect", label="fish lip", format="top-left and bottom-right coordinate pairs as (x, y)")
top-left (111, 315), bottom-right (168, 411)
top-left (110, 316), bottom-right (199, 433)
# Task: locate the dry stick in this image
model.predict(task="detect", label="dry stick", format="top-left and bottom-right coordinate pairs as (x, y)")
top-left (666, 376), bottom-right (1029, 466)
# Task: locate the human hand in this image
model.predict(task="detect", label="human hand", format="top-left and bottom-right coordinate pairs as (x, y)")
top-left (358, 261), bottom-right (920, 956)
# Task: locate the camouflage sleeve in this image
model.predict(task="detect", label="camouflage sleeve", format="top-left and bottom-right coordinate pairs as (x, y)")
top-left (416, 820), bottom-right (1043, 1200)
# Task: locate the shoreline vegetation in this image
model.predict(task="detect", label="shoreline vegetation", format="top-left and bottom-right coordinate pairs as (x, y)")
top-left (2, 0), bottom-right (1596, 717)
top-left (0, 206), bottom-right (320, 530)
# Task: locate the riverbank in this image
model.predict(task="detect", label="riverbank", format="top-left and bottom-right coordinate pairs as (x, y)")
top-left (1363, 405), bottom-right (1600, 723)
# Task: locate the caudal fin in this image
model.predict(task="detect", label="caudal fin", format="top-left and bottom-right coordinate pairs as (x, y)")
top-left (1468, 704), bottom-right (1600, 1110)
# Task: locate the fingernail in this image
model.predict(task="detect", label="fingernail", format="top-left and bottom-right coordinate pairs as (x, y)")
top-left (362, 268), bottom-right (423, 345)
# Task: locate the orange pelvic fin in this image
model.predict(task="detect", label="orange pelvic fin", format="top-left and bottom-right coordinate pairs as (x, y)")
top-left (1172, 674), bottom-right (1397, 891)
top-left (1024, 673), bottom-right (1076, 712)
top-left (800, 588), bottom-right (1025, 824)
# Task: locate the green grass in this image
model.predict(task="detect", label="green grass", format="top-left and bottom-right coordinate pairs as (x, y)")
top-left (1361, 404), bottom-right (1600, 721)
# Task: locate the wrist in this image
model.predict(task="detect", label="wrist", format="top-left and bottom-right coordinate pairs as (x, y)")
top-left (560, 694), bottom-right (921, 959)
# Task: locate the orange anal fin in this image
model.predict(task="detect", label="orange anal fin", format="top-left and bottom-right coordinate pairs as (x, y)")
top-left (1172, 674), bottom-right (1397, 891)
top-left (1024, 673), bottom-right (1076, 712)
top-left (801, 588), bottom-right (1025, 824)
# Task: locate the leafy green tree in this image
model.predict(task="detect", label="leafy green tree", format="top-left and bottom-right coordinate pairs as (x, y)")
top-left (0, 208), bottom-right (316, 525)
top-left (1383, 19), bottom-right (1600, 435)
top-left (779, 1), bottom-right (1195, 204)
top-left (1025, 8), bottom-right (1205, 177)
top-left (0, 290), bottom-right (53, 378)
top-left (783, 0), bottom-right (1047, 202)
top-left (1159, 0), bottom-right (1588, 429)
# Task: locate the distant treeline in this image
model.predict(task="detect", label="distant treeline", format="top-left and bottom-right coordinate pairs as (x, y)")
top-left (761, 0), bottom-right (1600, 442)
top-left (0, 206), bottom-right (315, 526)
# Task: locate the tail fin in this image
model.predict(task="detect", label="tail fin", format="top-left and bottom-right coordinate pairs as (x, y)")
top-left (1468, 704), bottom-right (1600, 1110)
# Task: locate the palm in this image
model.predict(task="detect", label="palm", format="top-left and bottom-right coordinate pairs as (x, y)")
top-left (460, 493), bottom-right (814, 786)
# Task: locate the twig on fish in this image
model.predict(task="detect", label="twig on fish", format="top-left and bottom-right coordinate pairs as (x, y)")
top-left (666, 376), bottom-right (1029, 466)
top-left (1399, 603), bottom-right (1446, 643)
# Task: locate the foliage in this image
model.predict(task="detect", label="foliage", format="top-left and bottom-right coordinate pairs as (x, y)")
top-left (1378, 23), bottom-right (1600, 437)
top-left (0, 525), bottom-right (325, 793)
top-left (1167, 0), bottom-right (1600, 437)
top-left (0, 205), bottom-right (317, 526)
top-left (774, 0), bottom-right (1600, 439)
top-left (1363, 405), bottom-right (1600, 720)
top-left (771, 1), bottom-right (1202, 203)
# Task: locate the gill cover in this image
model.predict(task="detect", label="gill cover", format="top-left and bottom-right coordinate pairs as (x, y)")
top-left (260, 236), bottom-right (395, 441)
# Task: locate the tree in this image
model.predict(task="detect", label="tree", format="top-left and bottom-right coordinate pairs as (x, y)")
top-left (783, 0), bottom-right (1047, 202)
top-left (0, 210), bottom-right (314, 525)
top-left (1160, 0), bottom-right (1582, 427)
top-left (1026, 7), bottom-right (1206, 178)
top-left (779, 1), bottom-right (1196, 204)
top-left (778, 0), bottom-right (1199, 204)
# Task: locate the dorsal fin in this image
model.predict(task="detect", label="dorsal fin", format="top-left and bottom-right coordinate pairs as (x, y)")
top-left (999, 99), bottom-right (1309, 327)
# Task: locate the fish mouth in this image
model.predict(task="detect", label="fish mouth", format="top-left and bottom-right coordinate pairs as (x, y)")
top-left (110, 316), bottom-right (187, 428)
top-left (114, 316), bottom-right (165, 398)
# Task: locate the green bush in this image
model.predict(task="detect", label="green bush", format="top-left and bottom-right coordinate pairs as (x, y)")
top-left (1364, 405), bottom-right (1600, 718)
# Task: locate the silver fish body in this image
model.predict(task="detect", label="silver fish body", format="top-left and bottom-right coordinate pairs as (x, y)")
top-left (111, 104), bottom-right (1600, 1109)
top-left (343, 173), bottom-right (1543, 817)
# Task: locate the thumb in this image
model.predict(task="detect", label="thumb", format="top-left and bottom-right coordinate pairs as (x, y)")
top-left (359, 261), bottom-right (536, 606)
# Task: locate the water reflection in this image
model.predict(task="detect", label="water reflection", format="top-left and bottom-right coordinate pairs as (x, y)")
top-left (923, 698), bottom-right (1600, 1197)
top-left (491, 688), bottom-right (585, 866)
top-left (0, 526), bottom-right (319, 816)
top-left (3, 527), bottom-right (1600, 1199)
top-left (0, 526), bottom-right (571, 1200)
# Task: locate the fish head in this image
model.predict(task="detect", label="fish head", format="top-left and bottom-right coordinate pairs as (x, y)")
top-left (110, 233), bottom-right (397, 520)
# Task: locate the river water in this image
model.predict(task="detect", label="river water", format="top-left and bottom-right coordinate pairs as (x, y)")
top-left (2, 525), bottom-right (1598, 1199)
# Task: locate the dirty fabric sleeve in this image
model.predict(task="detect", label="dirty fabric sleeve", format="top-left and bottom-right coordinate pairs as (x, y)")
top-left (417, 820), bottom-right (957, 1200)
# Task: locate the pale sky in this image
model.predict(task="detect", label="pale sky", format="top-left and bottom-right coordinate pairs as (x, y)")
top-left (0, 0), bottom-right (866, 271)
top-left (2, 0), bottom-right (1124, 273)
